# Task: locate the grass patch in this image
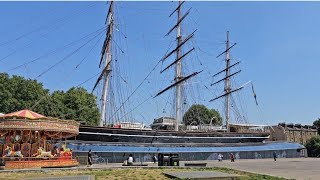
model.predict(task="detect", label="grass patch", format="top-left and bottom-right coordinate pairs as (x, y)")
top-left (0, 167), bottom-right (288, 180)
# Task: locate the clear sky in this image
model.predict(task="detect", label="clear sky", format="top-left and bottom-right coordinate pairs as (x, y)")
top-left (0, 1), bottom-right (319, 126)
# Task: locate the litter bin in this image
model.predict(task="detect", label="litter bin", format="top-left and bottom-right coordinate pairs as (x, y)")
top-left (158, 153), bottom-right (163, 166)
top-left (158, 153), bottom-right (179, 166)
top-left (163, 155), bottom-right (170, 166)
top-left (170, 154), bottom-right (179, 166)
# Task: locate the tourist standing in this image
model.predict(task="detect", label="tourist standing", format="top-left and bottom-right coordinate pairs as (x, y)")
top-left (127, 154), bottom-right (133, 165)
top-left (88, 149), bottom-right (92, 167)
top-left (230, 153), bottom-right (235, 162)
top-left (218, 153), bottom-right (223, 162)
top-left (273, 151), bottom-right (277, 161)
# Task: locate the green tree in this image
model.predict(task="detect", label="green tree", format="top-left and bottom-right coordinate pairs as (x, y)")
top-left (0, 73), bottom-right (52, 114)
top-left (183, 104), bottom-right (222, 126)
top-left (63, 87), bottom-right (100, 125)
top-left (313, 118), bottom-right (320, 127)
top-left (313, 118), bottom-right (320, 134)
top-left (305, 136), bottom-right (320, 157)
top-left (0, 73), bottom-right (100, 125)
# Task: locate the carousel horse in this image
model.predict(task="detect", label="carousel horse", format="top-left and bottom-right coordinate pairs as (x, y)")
top-left (61, 144), bottom-right (71, 152)
top-left (2, 146), bottom-right (23, 159)
top-left (32, 147), bottom-right (54, 158)
top-left (60, 144), bottom-right (72, 157)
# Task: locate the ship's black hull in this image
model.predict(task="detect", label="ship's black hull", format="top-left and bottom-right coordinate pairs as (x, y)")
top-left (75, 125), bottom-right (270, 145)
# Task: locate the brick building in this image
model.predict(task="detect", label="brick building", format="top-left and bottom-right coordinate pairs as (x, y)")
top-left (269, 123), bottom-right (318, 145)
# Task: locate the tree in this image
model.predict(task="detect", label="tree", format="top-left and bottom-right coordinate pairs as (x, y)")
top-left (313, 118), bottom-right (320, 127)
top-left (313, 118), bottom-right (320, 134)
top-left (63, 87), bottom-right (100, 125)
top-left (305, 136), bottom-right (320, 157)
top-left (0, 73), bottom-right (100, 125)
top-left (183, 104), bottom-right (222, 126)
top-left (0, 73), bottom-right (53, 114)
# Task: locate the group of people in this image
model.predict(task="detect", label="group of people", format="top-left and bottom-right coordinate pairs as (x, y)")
top-left (217, 153), bottom-right (235, 162)
top-left (217, 152), bottom-right (278, 162)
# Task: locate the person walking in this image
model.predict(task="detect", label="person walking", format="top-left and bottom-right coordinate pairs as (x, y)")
top-left (273, 151), bottom-right (277, 161)
top-left (230, 153), bottom-right (235, 162)
top-left (88, 149), bottom-right (92, 167)
top-left (153, 154), bottom-right (158, 163)
top-left (218, 153), bottom-right (223, 162)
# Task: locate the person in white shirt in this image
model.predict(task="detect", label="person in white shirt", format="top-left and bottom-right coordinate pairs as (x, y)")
top-left (127, 154), bottom-right (133, 165)
top-left (218, 153), bottom-right (223, 162)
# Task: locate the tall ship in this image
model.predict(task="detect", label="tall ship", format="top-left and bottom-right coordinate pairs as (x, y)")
top-left (72, 1), bottom-right (270, 147)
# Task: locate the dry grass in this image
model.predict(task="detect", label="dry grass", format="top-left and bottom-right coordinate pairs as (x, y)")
top-left (0, 167), bottom-right (288, 180)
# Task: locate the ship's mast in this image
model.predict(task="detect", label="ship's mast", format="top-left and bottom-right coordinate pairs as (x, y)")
top-left (209, 31), bottom-right (241, 132)
top-left (101, 2), bottom-right (114, 126)
top-left (155, 1), bottom-right (201, 131)
top-left (225, 31), bottom-right (231, 132)
top-left (175, 1), bottom-right (183, 132)
top-left (92, 2), bottom-right (114, 126)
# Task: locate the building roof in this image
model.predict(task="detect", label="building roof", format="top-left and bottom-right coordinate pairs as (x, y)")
top-left (1, 109), bottom-right (45, 120)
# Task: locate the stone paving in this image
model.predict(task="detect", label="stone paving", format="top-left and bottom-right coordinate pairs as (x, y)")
top-left (2, 158), bottom-right (320, 180)
top-left (78, 158), bottom-right (320, 180)
top-left (199, 158), bottom-right (320, 180)
top-left (164, 171), bottom-right (241, 179)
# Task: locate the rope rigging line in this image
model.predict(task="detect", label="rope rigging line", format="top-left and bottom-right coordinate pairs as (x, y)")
top-left (76, 72), bottom-right (101, 88)
top-left (107, 38), bottom-right (176, 120)
top-left (0, 2), bottom-right (97, 49)
top-left (118, 95), bottom-right (153, 121)
top-left (35, 29), bottom-right (106, 79)
top-left (8, 26), bottom-right (107, 72)
top-left (29, 30), bottom-right (105, 111)
top-left (64, 33), bottom-right (105, 81)
top-left (21, 64), bottom-right (58, 118)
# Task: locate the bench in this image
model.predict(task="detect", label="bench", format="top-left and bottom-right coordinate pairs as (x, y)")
top-left (184, 162), bottom-right (207, 167)
top-left (122, 163), bottom-right (148, 166)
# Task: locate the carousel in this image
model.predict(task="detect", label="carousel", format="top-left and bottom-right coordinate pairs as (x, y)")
top-left (0, 109), bottom-right (80, 169)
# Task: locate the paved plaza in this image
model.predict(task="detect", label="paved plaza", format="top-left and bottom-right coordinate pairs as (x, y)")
top-left (201, 158), bottom-right (319, 180)
top-left (1, 158), bottom-right (319, 180)
top-left (83, 158), bottom-right (320, 180)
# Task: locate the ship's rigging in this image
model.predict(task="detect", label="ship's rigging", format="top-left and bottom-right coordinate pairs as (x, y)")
top-left (0, 2), bottom-right (263, 129)
top-left (209, 31), bottom-right (260, 131)
top-left (155, 1), bottom-right (202, 131)
top-left (93, 2), bottom-right (114, 127)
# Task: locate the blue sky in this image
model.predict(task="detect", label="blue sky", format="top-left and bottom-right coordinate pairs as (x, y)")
top-left (0, 2), bottom-right (319, 126)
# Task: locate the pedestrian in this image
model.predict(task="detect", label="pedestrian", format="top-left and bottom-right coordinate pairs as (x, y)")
top-left (273, 151), bottom-right (277, 161)
top-left (230, 153), bottom-right (235, 162)
top-left (218, 153), bottom-right (222, 162)
top-left (88, 149), bottom-right (92, 167)
top-left (153, 154), bottom-right (158, 163)
top-left (127, 154), bottom-right (133, 165)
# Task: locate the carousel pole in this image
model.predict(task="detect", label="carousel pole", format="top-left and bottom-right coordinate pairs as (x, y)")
top-left (43, 133), bottom-right (46, 151)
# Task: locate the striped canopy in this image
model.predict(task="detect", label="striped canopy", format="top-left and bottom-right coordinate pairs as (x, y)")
top-left (1, 109), bottom-right (46, 120)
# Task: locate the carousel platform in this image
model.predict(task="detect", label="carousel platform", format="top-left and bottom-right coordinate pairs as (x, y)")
top-left (3, 158), bottom-right (79, 169)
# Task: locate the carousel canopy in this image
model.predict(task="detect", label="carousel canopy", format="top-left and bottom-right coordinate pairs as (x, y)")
top-left (1, 109), bottom-right (45, 120)
top-left (0, 109), bottom-right (79, 138)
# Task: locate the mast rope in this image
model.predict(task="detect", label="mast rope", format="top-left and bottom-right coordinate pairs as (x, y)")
top-left (107, 37), bottom-right (177, 120)
top-left (8, 26), bottom-right (107, 72)
top-left (35, 29), bottom-right (106, 79)
top-left (0, 3), bottom-right (98, 62)
top-left (29, 31), bottom-right (105, 111)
